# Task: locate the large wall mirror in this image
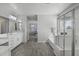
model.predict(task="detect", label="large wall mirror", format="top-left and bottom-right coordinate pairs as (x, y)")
top-left (0, 16), bottom-right (9, 34)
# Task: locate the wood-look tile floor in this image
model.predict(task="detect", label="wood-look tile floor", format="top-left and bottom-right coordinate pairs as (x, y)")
top-left (11, 39), bottom-right (55, 56)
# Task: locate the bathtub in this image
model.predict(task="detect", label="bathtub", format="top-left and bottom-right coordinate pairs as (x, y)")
top-left (48, 34), bottom-right (73, 56)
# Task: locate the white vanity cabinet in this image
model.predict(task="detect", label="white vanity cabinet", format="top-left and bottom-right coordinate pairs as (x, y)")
top-left (9, 32), bottom-right (23, 50)
top-left (0, 34), bottom-right (11, 56)
top-left (0, 34), bottom-right (8, 45)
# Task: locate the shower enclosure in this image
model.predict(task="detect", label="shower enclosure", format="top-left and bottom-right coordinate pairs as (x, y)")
top-left (57, 4), bottom-right (79, 56)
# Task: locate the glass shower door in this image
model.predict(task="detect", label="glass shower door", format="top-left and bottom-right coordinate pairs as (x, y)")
top-left (57, 16), bottom-right (65, 56)
top-left (64, 11), bottom-right (73, 56)
top-left (58, 16), bottom-right (64, 48)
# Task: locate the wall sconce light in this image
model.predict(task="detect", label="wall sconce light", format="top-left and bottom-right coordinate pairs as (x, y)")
top-left (9, 15), bottom-right (16, 21)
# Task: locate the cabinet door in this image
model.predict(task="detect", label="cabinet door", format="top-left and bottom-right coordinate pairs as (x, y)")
top-left (9, 39), bottom-right (14, 50)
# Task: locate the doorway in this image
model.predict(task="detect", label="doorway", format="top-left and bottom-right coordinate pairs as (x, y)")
top-left (27, 15), bottom-right (38, 42)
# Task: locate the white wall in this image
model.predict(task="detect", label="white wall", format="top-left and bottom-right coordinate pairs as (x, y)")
top-left (38, 15), bottom-right (57, 42)
top-left (21, 16), bottom-right (27, 43)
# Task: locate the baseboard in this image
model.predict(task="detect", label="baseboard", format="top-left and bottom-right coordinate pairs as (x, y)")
top-left (37, 41), bottom-right (46, 43)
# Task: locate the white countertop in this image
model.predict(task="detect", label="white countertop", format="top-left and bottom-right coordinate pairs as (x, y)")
top-left (0, 34), bottom-right (8, 38)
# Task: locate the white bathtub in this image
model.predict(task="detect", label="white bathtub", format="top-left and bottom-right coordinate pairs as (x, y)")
top-left (48, 35), bottom-right (73, 56)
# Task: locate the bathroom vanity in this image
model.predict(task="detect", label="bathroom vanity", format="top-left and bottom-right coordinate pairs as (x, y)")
top-left (0, 15), bottom-right (23, 56)
top-left (8, 32), bottom-right (23, 50)
top-left (0, 34), bottom-right (10, 56)
top-left (0, 32), bottom-right (23, 56)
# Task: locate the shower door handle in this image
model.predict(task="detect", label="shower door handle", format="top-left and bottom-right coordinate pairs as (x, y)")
top-left (60, 32), bottom-right (67, 35)
top-left (75, 39), bottom-right (77, 45)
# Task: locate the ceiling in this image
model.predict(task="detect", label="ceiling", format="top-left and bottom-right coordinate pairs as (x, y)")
top-left (9, 3), bottom-right (72, 16)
